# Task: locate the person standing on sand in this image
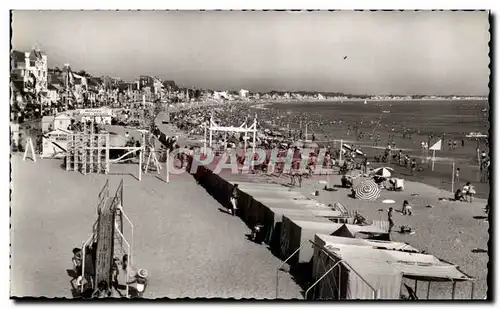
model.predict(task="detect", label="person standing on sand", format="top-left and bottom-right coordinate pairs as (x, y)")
top-left (362, 154), bottom-right (368, 174)
top-left (388, 207), bottom-right (394, 236)
top-left (410, 159), bottom-right (417, 176)
top-left (463, 182), bottom-right (476, 203)
top-left (455, 168), bottom-right (460, 184)
top-left (230, 184), bottom-right (239, 216)
top-left (398, 150), bottom-right (403, 166)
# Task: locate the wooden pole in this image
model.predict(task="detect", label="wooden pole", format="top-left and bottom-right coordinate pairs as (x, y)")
top-left (252, 120), bottom-right (257, 171)
top-left (427, 281), bottom-right (431, 299)
top-left (476, 145), bottom-right (481, 171)
top-left (145, 149), bottom-right (151, 174)
top-left (166, 149), bottom-right (170, 183)
top-left (305, 123), bottom-right (308, 141)
top-left (209, 120), bottom-right (213, 147)
top-left (138, 149), bottom-right (142, 181)
top-left (451, 281), bottom-right (456, 299)
top-left (106, 134), bottom-right (110, 174)
top-left (204, 125), bottom-right (207, 153)
top-left (339, 139), bottom-right (343, 162)
top-left (431, 149), bottom-right (436, 171)
top-left (452, 161), bottom-right (455, 193)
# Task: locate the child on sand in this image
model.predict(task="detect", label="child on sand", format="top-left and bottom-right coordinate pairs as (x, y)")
top-left (454, 189), bottom-right (466, 202)
top-left (463, 182), bottom-right (476, 203)
top-left (401, 200), bottom-right (413, 216)
top-left (92, 280), bottom-right (111, 298)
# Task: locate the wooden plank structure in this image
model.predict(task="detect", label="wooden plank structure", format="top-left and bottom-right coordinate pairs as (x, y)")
top-left (65, 124), bottom-right (153, 180)
top-left (82, 179), bottom-right (134, 297)
top-left (66, 133), bottom-right (109, 174)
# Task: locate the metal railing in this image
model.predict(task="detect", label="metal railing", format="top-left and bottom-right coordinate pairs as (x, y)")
top-left (275, 240), bottom-right (311, 298)
top-left (114, 223), bottom-right (131, 298)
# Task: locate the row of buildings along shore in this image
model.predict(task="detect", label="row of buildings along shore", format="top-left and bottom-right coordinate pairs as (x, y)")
top-left (10, 47), bottom-right (488, 122)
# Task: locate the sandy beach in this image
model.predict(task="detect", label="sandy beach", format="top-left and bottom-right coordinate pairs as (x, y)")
top-left (251, 171), bottom-right (489, 299)
top-left (10, 153), bottom-right (303, 299)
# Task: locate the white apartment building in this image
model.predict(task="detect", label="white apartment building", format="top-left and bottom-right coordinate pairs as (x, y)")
top-left (11, 48), bottom-right (48, 93)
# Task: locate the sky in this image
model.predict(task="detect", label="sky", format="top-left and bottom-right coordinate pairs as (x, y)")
top-left (12, 10), bottom-right (489, 95)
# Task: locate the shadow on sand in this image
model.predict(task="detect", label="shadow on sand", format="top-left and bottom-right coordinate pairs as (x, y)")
top-left (108, 172), bottom-right (139, 181)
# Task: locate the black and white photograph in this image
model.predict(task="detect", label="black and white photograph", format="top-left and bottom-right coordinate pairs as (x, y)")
top-left (9, 9), bottom-right (490, 300)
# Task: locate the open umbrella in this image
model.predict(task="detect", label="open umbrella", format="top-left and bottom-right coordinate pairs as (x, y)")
top-left (371, 167), bottom-right (394, 178)
top-left (354, 180), bottom-right (381, 201)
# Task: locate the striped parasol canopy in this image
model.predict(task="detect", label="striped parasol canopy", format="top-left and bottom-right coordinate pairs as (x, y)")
top-left (354, 179), bottom-right (381, 201)
top-left (371, 167), bottom-right (394, 177)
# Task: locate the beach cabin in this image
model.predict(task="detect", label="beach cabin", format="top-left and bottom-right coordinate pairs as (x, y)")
top-left (53, 113), bottom-right (73, 131)
top-left (42, 128), bottom-right (72, 158)
top-left (280, 217), bottom-right (389, 265)
top-left (309, 238), bottom-right (474, 300)
top-left (42, 116), bottom-right (55, 133)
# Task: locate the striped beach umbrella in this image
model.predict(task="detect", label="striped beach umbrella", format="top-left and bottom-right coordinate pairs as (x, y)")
top-left (371, 167), bottom-right (394, 178)
top-left (354, 180), bottom-right (381, 201)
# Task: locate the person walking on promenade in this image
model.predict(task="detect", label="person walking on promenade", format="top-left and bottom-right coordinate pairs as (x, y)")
top-left (230, 184), bottom-right (239, 216)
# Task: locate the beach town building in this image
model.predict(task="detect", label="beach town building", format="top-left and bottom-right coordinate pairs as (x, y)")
top-left (10, 48), bottom-right (48, 93)
top-left (10, 80), bottom-right (26, 108)
top-left (239, 89), bottom-right (249, 99)
top-left (102, 76), bottom-right (122, 90)
top-left (153, 77), bottom-right (164, 96)
top-left (46, 84), bottom-right (60, 105)
top-left (213, 91), bottom-right (229, 101)
top-left (42, 115), bottom-right (55, 132)
top-left (78, 107), bottom-right (113, 125)
top-left (41, 128), bottom-right (72, 158)
top-left (53, 113), bottom-right (73, 131)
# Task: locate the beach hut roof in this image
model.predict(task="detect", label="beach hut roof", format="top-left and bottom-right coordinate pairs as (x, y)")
top-left (46, 128), bottom-right (72, 135)
top-left (323, 243), bottom-right (472, 282)
top-left (315, 234), bottom-right (419, 253)
top-left (330, 224), bottom-right (355, 238)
